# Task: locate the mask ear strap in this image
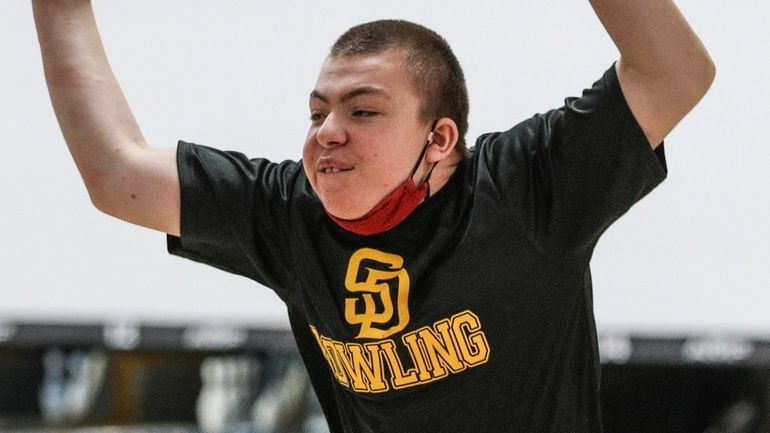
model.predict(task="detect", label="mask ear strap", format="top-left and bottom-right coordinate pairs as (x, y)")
top-left (408, 142), bottom-right (430, 180)
top-left (411, 119), bottom-right (441, 195)
top-left (422, 161), bottom-right (438, 185)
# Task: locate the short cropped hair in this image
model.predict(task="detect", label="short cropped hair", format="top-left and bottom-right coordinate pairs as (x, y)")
top-left (331, 20), bottom-right (470, 157)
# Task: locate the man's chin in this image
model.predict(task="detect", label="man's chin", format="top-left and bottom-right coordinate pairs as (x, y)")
top-left (324, 208), bottom-right (365, 221)
top-left (321, 200), bottom-right (372, 221)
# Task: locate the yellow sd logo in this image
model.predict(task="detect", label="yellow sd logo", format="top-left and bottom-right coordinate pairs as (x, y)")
top-left (344, 248), bottom-right (410, 339)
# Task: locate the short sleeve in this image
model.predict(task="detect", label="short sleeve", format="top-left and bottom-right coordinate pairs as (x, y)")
top-left (166, 140), bottom-right (301, 300)
top-left (477, 64), bottom-right (668, 261)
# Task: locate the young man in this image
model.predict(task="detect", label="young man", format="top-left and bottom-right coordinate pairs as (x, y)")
top-left (34, 1), bottom-right (714, 431)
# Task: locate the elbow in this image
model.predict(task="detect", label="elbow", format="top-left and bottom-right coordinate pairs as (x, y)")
top-left (86, 181), bottom-right (115, 217)
top-left (83, 173), bottom-right (119, 218)
top-left (697, 53), bottom-right (717, 95)
top-left (705, 57), bottom-right (716, 91)
top-left (90, 196), bottom-right (112, 217)
top-left (692, 46), bottom-right (717, 98)
top-left (78, 144), bottom-right (148, 218)
top-left (679, 52), bottom-right (716, 107)
top-left (695, 58), bottom-right (716, 107)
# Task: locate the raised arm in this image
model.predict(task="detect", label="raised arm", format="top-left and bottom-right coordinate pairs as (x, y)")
top-left (589, 0), bottom-right (716, 148)
top-left (33, 0), bottom-right (180, 235)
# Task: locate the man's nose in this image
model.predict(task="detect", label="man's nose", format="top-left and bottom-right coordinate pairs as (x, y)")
top-left (316, 113), bottom-right (346, 149)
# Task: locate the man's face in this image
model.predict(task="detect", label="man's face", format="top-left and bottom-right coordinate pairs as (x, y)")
top-left (303, 49), bottom-right (432, 220)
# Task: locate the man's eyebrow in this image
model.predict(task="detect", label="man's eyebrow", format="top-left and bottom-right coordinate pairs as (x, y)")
top-left (310, 86), bottom-right (392, 104)
top-left (309, 90), bottom-right (328, 103)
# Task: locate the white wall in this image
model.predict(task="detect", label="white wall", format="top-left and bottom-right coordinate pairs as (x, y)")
top-left (1, 1), bottom-right (768, 334)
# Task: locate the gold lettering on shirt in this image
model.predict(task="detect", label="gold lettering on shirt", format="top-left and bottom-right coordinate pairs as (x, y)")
top-left (310, 310), bottom-right (491, 394)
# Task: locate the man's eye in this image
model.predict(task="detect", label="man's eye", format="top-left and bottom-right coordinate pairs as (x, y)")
top-left (310, 112), bottom-right (325, 122)
top-left (353, 110), bottom-right (377, 117)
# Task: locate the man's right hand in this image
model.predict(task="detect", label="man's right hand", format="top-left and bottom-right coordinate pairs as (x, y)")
top-left (33, 0), bottom-right (180, 236)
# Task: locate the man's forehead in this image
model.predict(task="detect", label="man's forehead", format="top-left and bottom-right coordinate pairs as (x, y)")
top-left (310, 85), bottom-right (392, 104)
top-left (322, 49), bottom-right (407, 70)
top-left (311, 50), bottom-right (416, 101)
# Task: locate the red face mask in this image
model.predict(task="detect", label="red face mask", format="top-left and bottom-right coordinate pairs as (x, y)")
top-left (325, 127), bottom-right (438, 236)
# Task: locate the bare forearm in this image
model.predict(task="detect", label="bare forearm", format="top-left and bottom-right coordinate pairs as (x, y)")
top-left (33, 0), bottom-right (147, 195)
top-left (588, 0), bottom-right (715, 146)
top-left (589, 0), bottom-right (714, 84)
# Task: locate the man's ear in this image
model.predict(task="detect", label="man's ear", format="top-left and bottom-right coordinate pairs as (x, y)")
top-left (425, 117), bottom-right (459, 163)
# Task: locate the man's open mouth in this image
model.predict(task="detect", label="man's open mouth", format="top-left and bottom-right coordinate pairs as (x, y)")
top-left (320, 167), bottom-right (353, 174)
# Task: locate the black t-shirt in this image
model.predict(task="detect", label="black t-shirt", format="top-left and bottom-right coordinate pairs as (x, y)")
top-left (168, 65), bottom-right (667, 432)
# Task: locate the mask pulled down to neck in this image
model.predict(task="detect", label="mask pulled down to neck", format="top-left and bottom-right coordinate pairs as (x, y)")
top-left (325, 126), bottom-right (438, 236)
